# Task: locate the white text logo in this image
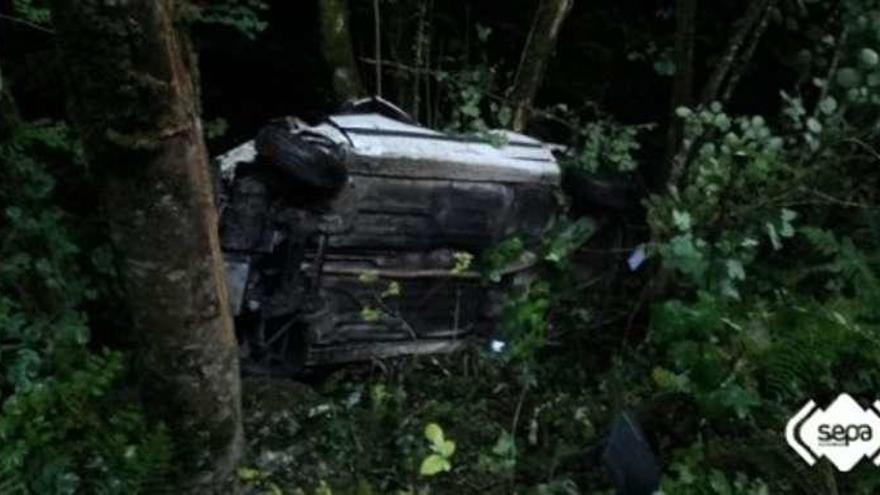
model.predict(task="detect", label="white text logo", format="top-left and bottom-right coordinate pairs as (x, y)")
top-left (786, 393), bottom-right (880, 471)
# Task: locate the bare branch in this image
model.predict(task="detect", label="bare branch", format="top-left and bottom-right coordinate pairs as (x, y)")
top-left (722, 0), bottom-right (777, 103)
top-left (700, 0), bottom-right (770, 104)
top-left (0, 13), bottom-right (55, 34)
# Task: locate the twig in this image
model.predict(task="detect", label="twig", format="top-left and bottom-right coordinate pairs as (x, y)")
top-left (0, 14), bottom-right (54, 34)
top-left (808, 189), bottom-right (871, 209)
top-left (846, 137), bottom-right (880, 162)
top-left (722, 0), bottom-right (777, 103)
top-left (359, 57), bottom-right (438, 76)
top-left (511, 382), bottom-right (529, 436)
top-left (700, 0), bottom-right (770, 104)
top-left (509, 381), bottom-right (529, 492)
top-left (812, 27), bottom-right (849, 120)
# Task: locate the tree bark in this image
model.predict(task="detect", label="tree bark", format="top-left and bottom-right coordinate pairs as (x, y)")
top-left (50, 1), bottom-right (243, 492)
top-left (410, 0), bottom-right (430, 121)
top-left (509, 0), bottom-right (573, 132)
top-left (320, 0), bottom-right (364, 101)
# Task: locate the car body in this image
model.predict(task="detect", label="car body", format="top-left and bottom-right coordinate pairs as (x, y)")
top-left (217, 100), bottom-right (561, 373)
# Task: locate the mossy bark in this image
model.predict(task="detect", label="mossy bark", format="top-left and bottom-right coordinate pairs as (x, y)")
top-left (50, 1), bottom-right (243, 492)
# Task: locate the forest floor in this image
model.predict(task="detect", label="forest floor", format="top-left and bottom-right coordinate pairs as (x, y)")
top-left (240, 344), bottom-right (617, 494)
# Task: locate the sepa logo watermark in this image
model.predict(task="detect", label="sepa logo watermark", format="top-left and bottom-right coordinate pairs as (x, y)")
top-left (786, 393), bottom-right (880, 471)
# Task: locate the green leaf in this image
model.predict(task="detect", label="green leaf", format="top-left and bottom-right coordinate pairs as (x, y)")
top-left (424, 423), bottom-right (444, 445)
top-left (726, 259), bottom-right (746, 281)
top-left (652, 367), bottom-right (681, 390)
top-left (435, 439), bottom-right (456, 458)
top-left (836, 67), bottom-right (861, 88)
top-left (360, 306), bottom-right (381, 322)
top-left (859, 48), bottom-right (879, 68)
top-left (476, 24), bottom-right (492, 42)
top-left (675, 106), bottom-right (693, 118)
top-left (419, 454), bottom-right (451, 476)
top-left (451, 252), bottom-right (474, 274)
top-left (381, 281), bottom-right (401, 298)
top-left (766, 223), bottom-right (782, 250)
top-left (818, 96), bottom-right (838, 115)
top-left (237, 467), bottom-right (261, 481)
top-left (709, 469), bottom-right (732, 495)
top-left (491, 431), bottom-right (516, 457)
top-left (672, 210), bottom-right (692, 232)
top-left (358, 271), bottom-right (379, 284)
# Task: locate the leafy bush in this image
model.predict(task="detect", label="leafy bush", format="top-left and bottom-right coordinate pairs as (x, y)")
top-left (635, 2), bottom-right (880, 490)
top-left (0, 121), bottom-right (171, 494)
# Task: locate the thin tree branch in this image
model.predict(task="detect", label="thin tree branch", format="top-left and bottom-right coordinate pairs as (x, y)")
top-left (699, 0), bottom-right (769, 104)
top-left (722, 0), bottom-right (777, 103)
top-left (0, 13), bottom-right (55, 34)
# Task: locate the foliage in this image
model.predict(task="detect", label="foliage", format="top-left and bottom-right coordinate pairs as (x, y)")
top-left (657, 440), bottom-right (771, 495)
top-left (6, 0), bottom-right (880, 492)
top-left (189, 0), bottom-right (269, 40)
top-left (11, 0), bottom-right (51, 26)
top-left (0, 121), bottom-right (171, 494)
top-left (627, 41), bottom-right (677, 77)
top-left (635, 1), bottom-right (880, 490)
top-left (565, 119), bottom-right (652, 174)
top-left (0, 352), bottom-right (172, 495)
top-left (419, 423), bottom-right (455, 476)
top-left (240, 350), bottom-right (615, 494)
top-left (491, 218), bottom-right (596, 362)
top-left (435, 24), bottom-right (513, 141)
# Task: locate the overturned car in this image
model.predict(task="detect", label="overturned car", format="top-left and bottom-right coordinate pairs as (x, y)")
top-left (217, 99), bottom-right (561, 373)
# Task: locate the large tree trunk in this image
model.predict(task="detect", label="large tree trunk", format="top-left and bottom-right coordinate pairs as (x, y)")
top-left (51, 1), bottom-right (243, 492)
top-left (509, 0), bottom-right (573, 132)
top-left (320, 0), bottom-right (364, 101)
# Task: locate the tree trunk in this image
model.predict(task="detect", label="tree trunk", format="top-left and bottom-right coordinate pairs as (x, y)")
top-left (50, 1), bottom-right (243, 492)
top-left (320, 0), bottom-right (364, 101)
top-left (509, 0), bottom-right (573, 132)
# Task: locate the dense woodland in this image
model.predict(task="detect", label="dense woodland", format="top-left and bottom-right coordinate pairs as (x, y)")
top-left (2, 0), bottom-right (880, 493)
